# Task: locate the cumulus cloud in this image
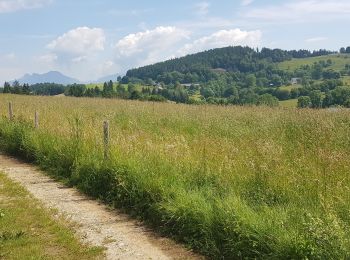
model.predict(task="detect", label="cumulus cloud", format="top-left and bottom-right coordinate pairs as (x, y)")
top-left (0, 0), bottom-right (52, 13)
top-left (179, 29), bottom-right (262, 55)
top-left (39, 27), bottom-right (107, 81)
top-left (115, 26), bottom-right (190, 67)
top-left (47, 27), bottom-right (105, 56)
top-left (245, 0), bottom-right (350, 21)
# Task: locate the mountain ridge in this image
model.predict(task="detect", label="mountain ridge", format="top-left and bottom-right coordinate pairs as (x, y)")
top-left (14, 71), bottom-right (79, 85)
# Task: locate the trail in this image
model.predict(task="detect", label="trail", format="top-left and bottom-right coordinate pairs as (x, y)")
top-left (0, 154), bottom-right (201, 260)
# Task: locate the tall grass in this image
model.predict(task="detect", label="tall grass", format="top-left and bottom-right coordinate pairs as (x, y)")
top-left (0, 94), bottom-right (349, 259)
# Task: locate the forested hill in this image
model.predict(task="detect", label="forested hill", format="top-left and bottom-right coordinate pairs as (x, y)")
top-left (126, 46), bottom-right (335, 83)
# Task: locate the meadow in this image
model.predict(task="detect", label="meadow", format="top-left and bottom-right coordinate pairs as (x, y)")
top-left (0, 94), bottom-right (349, 259)
top-left (278, 53), bottom-right (350, 71)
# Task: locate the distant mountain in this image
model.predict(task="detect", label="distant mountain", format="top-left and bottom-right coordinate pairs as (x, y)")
top-left (15, 71), bottom-right (79, 85)
top-left (93, 74), bottom-right (119, 84)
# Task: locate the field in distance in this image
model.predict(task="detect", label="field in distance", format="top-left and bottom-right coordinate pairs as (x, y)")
top-left (0, 95), bottom-right (349, 259)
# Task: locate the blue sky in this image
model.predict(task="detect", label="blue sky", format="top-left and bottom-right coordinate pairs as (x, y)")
top-left (1, 0), bottom-right (350, 83)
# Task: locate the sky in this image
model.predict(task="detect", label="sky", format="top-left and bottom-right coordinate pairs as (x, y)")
top-left (1, 0), bottom-right (350, 83)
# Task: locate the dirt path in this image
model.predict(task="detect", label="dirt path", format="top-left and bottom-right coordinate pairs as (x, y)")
top-left (0, 154), bottom-right (202, 260)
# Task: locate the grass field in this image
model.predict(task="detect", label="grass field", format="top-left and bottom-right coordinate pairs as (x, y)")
top-left (0, 172), bottom-right (103, 259)
top-left (279, 98), bottom-right (298, 108)
top-left (278, 85), bottom-right (301, 91)
top-left (278, 54), bottom-right (350, 71)
top-left (0, 94), bottom-right (349, 258)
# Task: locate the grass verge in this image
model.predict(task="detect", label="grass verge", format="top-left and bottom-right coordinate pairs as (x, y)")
top-left (0, 172), bottom-right (104, 259)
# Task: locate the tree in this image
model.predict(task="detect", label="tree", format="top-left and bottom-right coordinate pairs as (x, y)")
top-left (290, 88), bottom-right (300, 99)
top-left (298, 96), bottom-right (311, 108)
top-left (103, 81), bottom-right (114, 97)
top-left (65, 84), bottom-right (86, 97)
top-left (130, 90), bottom-right (141, 100)
top-left (331, 86), bottom-right (350, 106)
top-left (223, 86), bottom-right (238, 98)
top-left (200, 87), bottom-right (215, 98)
top-left (116, 83), bottom-right (127, 98)
top-left (245, 74), bottom-right (256, 88)
top-left (22, 84), bottom-right (30, 95)
top-left (3, 82), bottom-right (11, 93)
top-left (94, 86), bottom-right (101, 96)
top-left (309, 90), bottom-right (323, 108)
top-left (12, 80), bottom-right (21, 94)
top-left (311, 64), bottom-right (322, 80)
top-left (322, 92), bottom-right (333, 108)
top-left (323, 69), bottom-right (341, 80)
top-left (274, 88), bottom-right (290, 100)
top-left (239, 88), bottom-right (258, 105)
top-left (257, 94), bottom-right (279, 107)
top-left (340, 47), bottom-right (346, 54)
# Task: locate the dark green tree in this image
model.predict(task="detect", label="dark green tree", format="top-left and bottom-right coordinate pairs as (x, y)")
top-left (3, 82), bottom-right (11, 93)
top-left (297, 96), bottom-right (311, 108)
top-left (257, 94), bottom-right (279, 107)
top-left (309, 90), bottom-right (323, 108)
top-left (22, 84), bottom-right (30, 95)
top-left (12, 80), bottom-right (22, 94)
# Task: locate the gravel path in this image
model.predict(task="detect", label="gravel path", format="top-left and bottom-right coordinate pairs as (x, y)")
top-left (0, 154), bottom-right (201, 260)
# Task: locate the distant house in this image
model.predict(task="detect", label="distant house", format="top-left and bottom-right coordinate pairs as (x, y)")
top-left (291, 78), bottom-right (301, 85)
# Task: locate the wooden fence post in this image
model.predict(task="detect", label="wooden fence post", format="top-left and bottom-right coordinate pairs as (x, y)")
top-left (103, 121), bottom-right (110, 159)
top-left (8, 102), bottom-right (13, 121)
top-left (34, 111), bottom-right (39, 129)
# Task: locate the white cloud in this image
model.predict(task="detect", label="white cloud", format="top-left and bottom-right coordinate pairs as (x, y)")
top-left (305, 37), bottom-right (328, 43)
top-left (241, 0), bottom-right (254, 6)
top-left (116, 26), bottom-right (190, 56)
top-left (195, 2), bottom-right (210, 16)
top-left (245, 0), bottom-right (350, 21)
top-left (40, 27), bottom-right (107, 81)
top-left (0, 0), bottom-right (52, 13)
top-left (47, 27), bottom-right (105, 55)
top-left (38, 53), bottom-right (57, 63)
top-left (179, 28), bottom-right (262, 55)
top-left (115, 26), bottom-right (190, 67)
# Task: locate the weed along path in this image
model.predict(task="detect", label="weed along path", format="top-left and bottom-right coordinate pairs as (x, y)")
top-left (0, 153), bottom-right (201, 260)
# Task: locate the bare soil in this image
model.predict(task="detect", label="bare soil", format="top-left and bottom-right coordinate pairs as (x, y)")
top-left (0, 153), bottom-right (202, 260)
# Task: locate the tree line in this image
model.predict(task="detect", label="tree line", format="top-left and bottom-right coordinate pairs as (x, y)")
top-left (1, 81), bottom-right (65, 96)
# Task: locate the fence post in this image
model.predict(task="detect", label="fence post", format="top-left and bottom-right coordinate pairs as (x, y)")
top-left (34, 111), bottom-right (39, 129)
top-left (8, 102), bottom-right (13, 121)
top-left (103, 121), bottom-right (110, 160)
